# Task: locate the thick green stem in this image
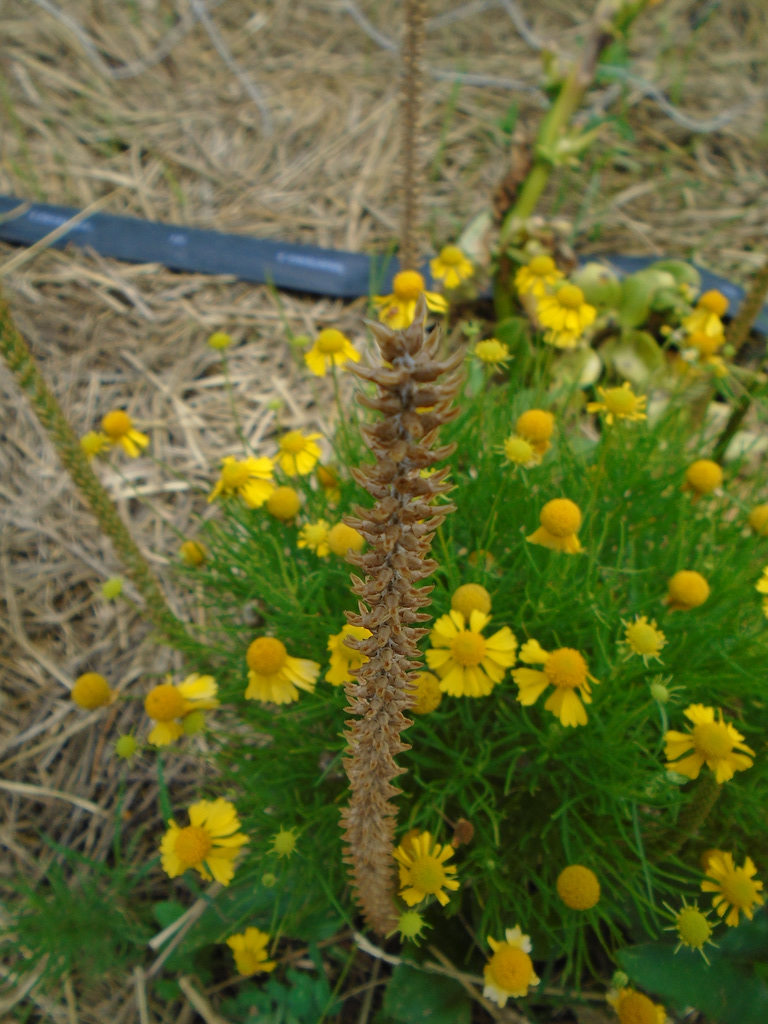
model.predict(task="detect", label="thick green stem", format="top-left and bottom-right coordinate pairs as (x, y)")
top-left (653, 772), bottom-right (721, 862)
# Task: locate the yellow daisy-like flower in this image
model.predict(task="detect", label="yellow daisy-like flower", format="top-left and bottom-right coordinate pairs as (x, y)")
top-left (536, 283), bottom-right (596, 349)
top-left (393, 831), bottom-right (460, 907)
top-left (683, 290), bottom-right (729, 338)
top-left (608, 988), bottom-right (666, 1024)
top-left (556, 865), bottom-right (601, 910)
top-left (527, 498), bottom-right (583, 554)
top-left (208, 455), bottom-right (275, 508)
top-left (474, 339), bottom-right (511, 366)
top-left (515, 408), bottom-right (555, 456)
top-left (304, 328), bottom-right (360, 377)
top-left (374, 270), bottom-right (448, 330)
top-left (503, 434), bottom-right (539, 467)
top-left (701, 851), bottom-right (764, 927)
top-left (276, 430), bottom-right (322, 476)
top-left (160, 798), bottom-right (248, 886)
top-left (450, 583), bottom-right (491, 620)
top-left (512, 640), bottom-right (599, 727)
top-left (101, 410), bottom-right (149, 458)
top-left (408, 671), bottom-right (443, 714)
top-left (483, 926), bottom-right (540, 1006)
top-left (80, 430), bottom-right (111, 459)
top-left (327, 522), bottom-right (365, 556)
top-left (298, 519), bottom-right (331, 557)
top-left (683, 459), bottom-right (723, 497)
top-left (666, 570), bottom-right (710, 611)
top-left (664, 704), bottom-right (754, 783)
top-left (226, 927), bottom-right (276, 975)
top-left (425, 609), bottom-right (517, 698)
top-left (687, 328), bottom-right (725, 360)
top-left (515, 254), bottom-right (563, 298)
top-left (756, 566), bottom-right (768, 595)
top-left (70, 672), bottom-right (113, 710)
top-left (430, 245), bottom-right (473, 289)
top-left (245, 636), bottom-right (320, 704)
top-left (663, 897), bottom-right (716, 962)
top-left (144, 674), bottom-right (219, 747)
top-left (325, 624), bottom-right (371, 686)
top-left (748, 504), bottom-right (768, 537)
top-left (622, 616), bottom-right (666, 665)
top-left (587, 382), bottom-right (647, 425)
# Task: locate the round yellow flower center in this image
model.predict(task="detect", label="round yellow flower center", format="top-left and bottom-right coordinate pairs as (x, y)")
top-left (487, 945), bottom-right (534, 992)
top-left (450, 630), bottom-right (487, 667)
top-left (603, 387), bottom-right (640, 416)
top-left (556, 865), bottom-right (601, 910)
top-left (317, 464), bottom-right (338, 489)
top-left (689, 330), bottom-right (722, 356)
top-left (749, 504), bottom-right (768, 536)
top-left (475, 339), bottom-right (508, 364)
top-left (207, 331), bottom-right (232, 350)
top-left (668, 570), bottom-right (709, 609)
top-left (539, 498), bottom-right (582, 537)
top-left (247, 636), bottom-right (287, 675)
top-left (102, 410), bottom-right (132, 439)
top-left (328, 522), bottom-right (364, 556)
top-left (393, 270), bottom-right (426, 301)
top-left (676, 906), bottom-right (712, 948)
top-left (626, 620), bottom-right (663, 655)
top-left (144, 683), bottom-right (185, 722)
top-left (692, 720), bottom-right (734, 760)
top-left (280, 431), bottom-right (307, 454)
top-left (71, 672), bottom-right (112, 710)
top-left (180, 540), bottom-right (206, 566)
top-left (617, 991), bottom-right (659, 1024)
top-left (174, 824), bottom-right (212, 868)
top-left (504, 436), bottom-right (535, 464)
top-left (544, 648), bottom-right (588, 690)
top-left (409, 855), bottom-right (446, 895)
top-left (516, 409), bottom-right (554, 443)
top-left (221, 460), bottom-right (252, 489)
top-left (451, 583), bottom-right (491, 619)
top-left (439, 245), bottom-right (464, 266)
top-left (685, 460), bottom-right (722, 494)
top-left (528, 254), bottom-right (556, 276)
top-left (719, 870), bottom-right (758, 909)
top-left (316, 329), bottom-right (347, 354)
top-left (698, 290), bottom-right (728, 316)
top-left (411, 672), bottom-right (443, 714)
top-left (267, 486), bottom-right (301, 521)
top-left (556, 283), bottom-right (585, 310)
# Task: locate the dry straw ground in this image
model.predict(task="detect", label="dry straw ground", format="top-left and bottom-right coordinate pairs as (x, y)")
top-left (1, 1), bottom-right (767, 1020)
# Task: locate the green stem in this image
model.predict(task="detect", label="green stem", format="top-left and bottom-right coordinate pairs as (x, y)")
top-left (653, 772), bottom-right (721, 862)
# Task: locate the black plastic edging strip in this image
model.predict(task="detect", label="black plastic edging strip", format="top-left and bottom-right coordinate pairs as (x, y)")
top-left (0, 194), bottom-right (765, 334)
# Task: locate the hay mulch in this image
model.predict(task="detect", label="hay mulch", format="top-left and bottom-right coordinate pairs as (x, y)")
top-left (1, 1), bottom-right (767, 1020)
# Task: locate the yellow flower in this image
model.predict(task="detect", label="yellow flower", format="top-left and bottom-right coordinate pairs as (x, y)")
top-left (326, 624), bottom-right (371, 686)
top-left (144, 674), bottom-right (219, 747)
top-left (101, 410), bottom-right (149, 458)
top-left (515, 254), bottom-right (563, 298)
top-left (80, 431), bottom-right (111, 459)
top-left (757, 566), bottom-right (768, 595)
top-left (687, 328), bottom-right (725, 361)
top-left (701, 851), bottom-right (764, 927)
top-left (587, 382), bottom-right (647, 425)
top-left (664, 704), bottom-right (754, 783)
top-left (622, 616), bottom-right (666, 665)
top-left (608, 988), bottom-right (666, 1024)
top-left (245, 636), bottom-right (320, 704)
top-left (536, 283), bottom-right (596, 348)
top-left (683, 459), bottom-right (723, 497)
top-left (503, 435), bottom-right (538, 467)
top-left (430, 245), bottom-right (473, 289)
top-left (409, 672), bottom-right (443, 714)
top-left (556, 865), bottom-right (601, 910)
top-left (527, 498), bottom-right (583, 554)
top-left (450, 583), bottom-right (491, 619)
top-left (207, 330), bottom-right (232, 350)
top-left (483, 926), bottom-right (540, 1006)
top-left (374, 270), bottom-right (448, 330)
top-left (666, 570), bottom-right (709, 611)
top-left (393, 831), bottom-right (459, 907)
top-left (277, 430), bottom-right (322, 476)
top-left (748, 504), bottom-right (768, 536)
top-left (298, 519), bottom-right (331, 557)
top-left (474, 339), bottom-right (511, 366)
top-left (513, 640), bottom-right (599, 727)
top-left (226, 927), bottom-right (276, 975)
top-left (208, 455), bottom-right (275, 508)
top-left (425, 609), bottom-right (517, 698)
top-left (304, 329), bottom-right (360, 377)
top-left (270, 826), bottom-right (298, 858)
top-left (266, 486), bottom-right (301, 521)
top-left (515, 408), bottom-right (555, 456)
top-left (683, 290), bottom-right (729, 337)
top-left (160, 798), bottom-right (248, 886)
top-left (71, 672), bottom-right (113, 710)
top-left (663, 897), bottom-right (716, 962)
top-left (180, 540), bottom-right (206, 566)
top-left (327, 522), bottom-right (364, 556)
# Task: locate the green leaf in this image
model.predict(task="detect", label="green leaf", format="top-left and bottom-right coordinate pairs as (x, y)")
top-left (152, 899), bottom-right (186, 929)
top-left (382, 964), bottom-right (471, 1024)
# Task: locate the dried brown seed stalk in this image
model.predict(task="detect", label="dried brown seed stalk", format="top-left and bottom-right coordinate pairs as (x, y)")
top-left (340, 295), bottom-right (463, 934)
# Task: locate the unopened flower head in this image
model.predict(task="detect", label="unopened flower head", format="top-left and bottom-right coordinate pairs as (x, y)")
top-left (114, 733), bottom-right (138, 760)
top-left (515, 254), bottom-right (563, 298)
top-left (451, 583), bottom-right (491, 620)
top-left (622, 616), bottom-right (666, 665)
top-left (304, 328), bottom-right (360, 376)
top-left (663, 897), bottom-right (716, 962)
top-left (666, 570), bottom-right (709, 611)
top-left (483, 925), bottom-right (540, 1006)
top-left (701, 850), bottom-right (764, 927)
top-left (80, 431), bottom-right (111, 459)
top-left (391, 909), bottom-right (429, 944)
top-left (226, 927), bottom-right (276, 975)
top-left (101, 410), bottom-right (149, 458)
top-left (207, 330), bottom-right (232, 350)
top-left (180, 539), bottom-right (206, 566)
top-left (393, 831), bottom-right (459, 907)
top-left (245, 635), bottom-right (320, 704)
top-left (430, 245), bottom-right (473, 289)
top-left (684, 459), bottom-right (723, 497)
top-left (327, 522), bottom-right (364, 556)
top-left (71, 672), bottom-right (113, 710)
top-left (277, 430), bottom-right (322, 476)
top-left (426, 609), bottom-right (517, 698)
top-left (587, 382), bottom-right (647, 425)
top-left (608, 988), bottom-right (666, 1024)
top-left (664, 704), bottom-right (754, 783)
top-left (101, 577), bottom-right (123, 600)
top-left (537, 283), bottom-right (596, 349)
top-left (325, 624), bottom-right (371, 686)
top-left (527, 498), bottom-right (583, 554)
top-left (270, 827), bottom-right (298, 858)
top-left (515, 408), bottom-right (555, 455)
top-left (160, 798), bottom-right (248, 886)
top-left (266, 486), bottom-right (301, 521)
top-left (513, 640), bottom-right (599, 727)
top-left (144, 674), bottom-right (219, 747)
top-left (556, 865), bottom-right (601, 910)
top-left (374, 270), bottom-right (448, 329)
top-left (474, 338), bottom-right (511, 367)
top-left (748, 504), bottom-right (768, 537)
top-left (408, 671), bottom-right (443, 714)
top-left (208, 456), bottom-right (275, 508)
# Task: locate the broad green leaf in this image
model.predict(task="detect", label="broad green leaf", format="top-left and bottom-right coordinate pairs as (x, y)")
top-left (383, 963), bottom-right (471, 1024)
